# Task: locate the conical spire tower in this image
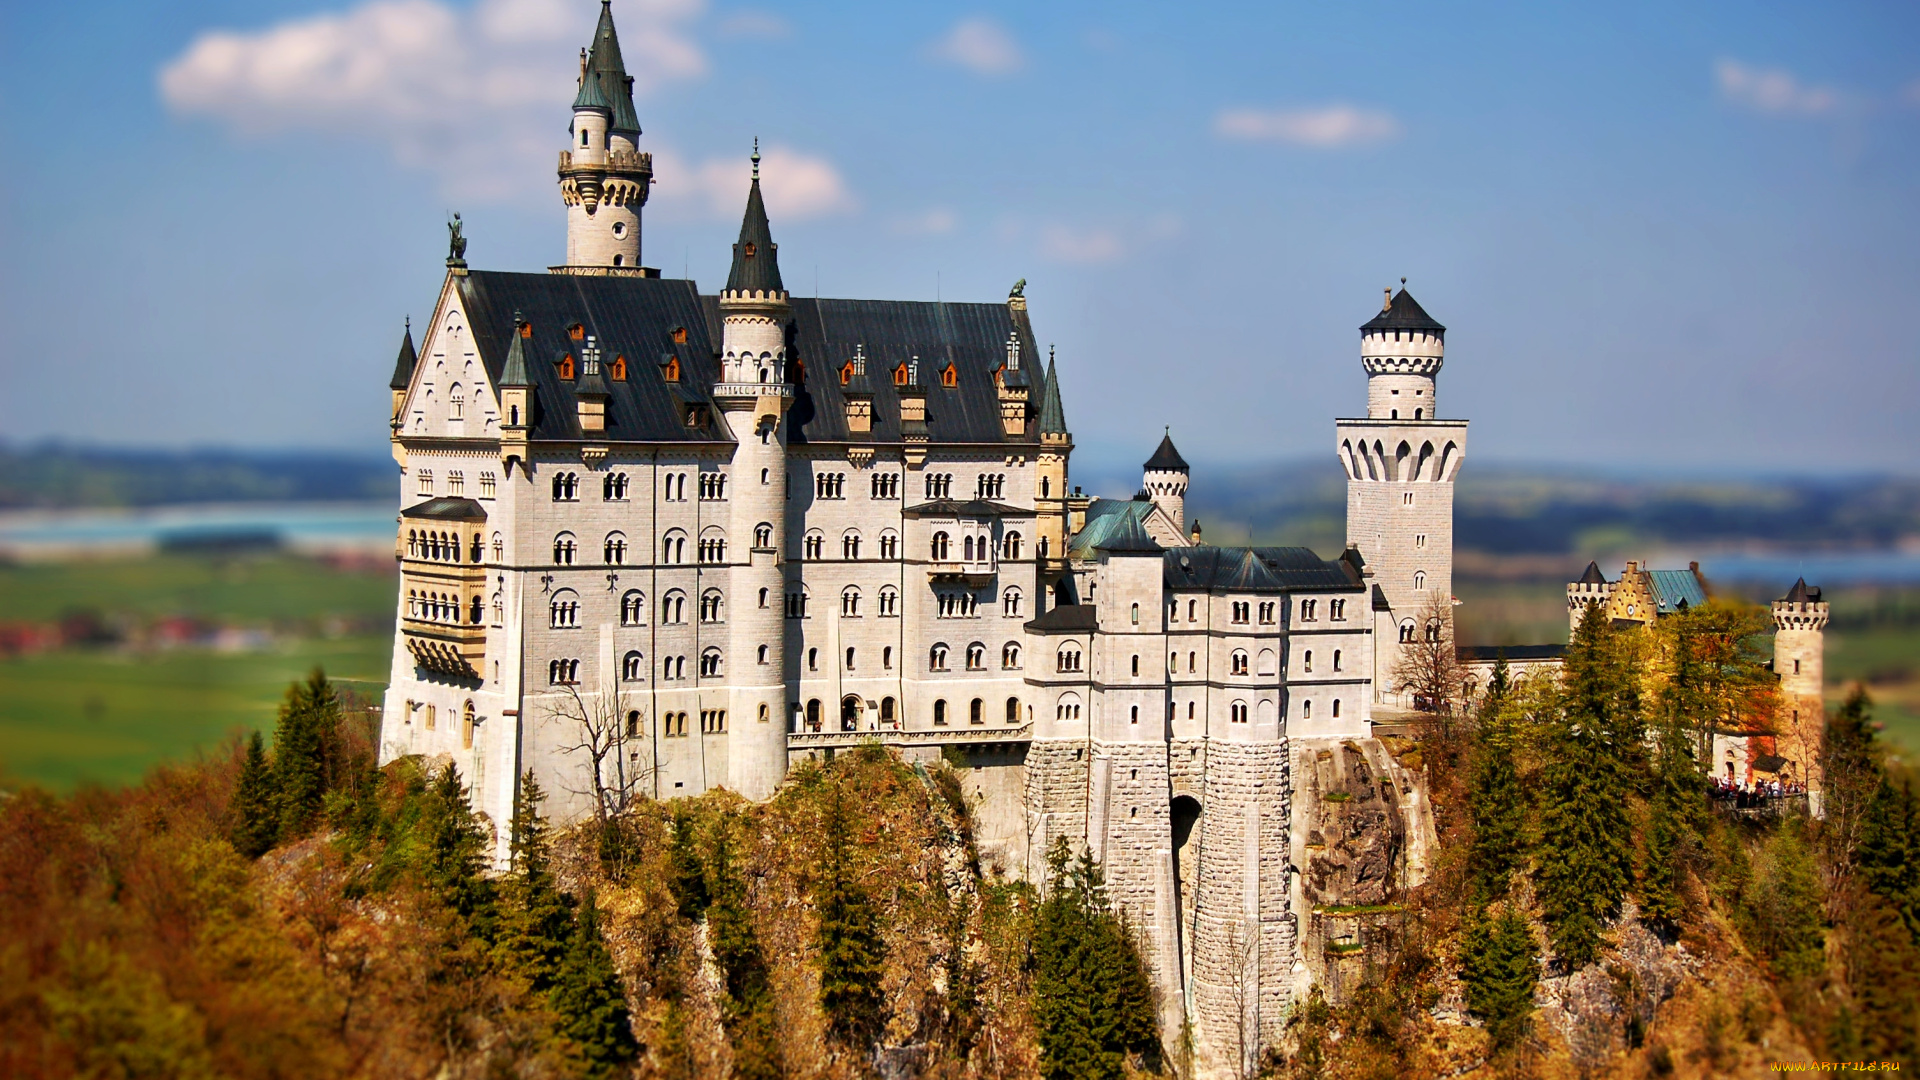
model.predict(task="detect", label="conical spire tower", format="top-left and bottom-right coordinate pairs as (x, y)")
top-left (555, 0), bottom-right (652, 275)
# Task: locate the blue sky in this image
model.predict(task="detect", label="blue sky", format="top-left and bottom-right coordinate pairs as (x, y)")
top-left (2, 0), bottom-right (1916, 477)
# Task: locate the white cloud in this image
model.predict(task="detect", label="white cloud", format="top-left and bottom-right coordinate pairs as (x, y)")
top-left (892, 208), bottom-right (958, 235)
top-left (656, 144), bottom-right (856, 221)
top-left (159, 0), bottom-right (707, 199)
top-left (1715, 59), bottom-right (1840, 116)
top-left (1213, 105), bottom-right (1401, 147)
top-left (716, 10), bottom-right (791, 38)
top-left (928, 17), bottom-right (1024, 76)
top-left (1039, 224), bottom-right (1123, 264)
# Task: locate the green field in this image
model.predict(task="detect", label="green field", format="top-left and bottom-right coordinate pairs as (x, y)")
top-left (0, 553), bottom-right (396, 791)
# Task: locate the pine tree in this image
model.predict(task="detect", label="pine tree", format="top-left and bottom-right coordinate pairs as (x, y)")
top-left (654, 998), bottom-right (698, 1080)
top-left (1859, 777), bottom-right (1920, 945)
top-left (271, 669), bottom-right (342, 839)
top-left (1460, 905), bottom-right (1540, 1049)
top-left (229, 730), bottom-right (279, 859)
top-left (1849, 893), bottom-right (1920, 1062)
top-left (668, 806), bottom-right (709, 921)
top-left (1742, 825), bottom-right (1825, 980)
top-left (1467, 657), bottom-right (1526, 903)
top-left (814, 782), bottom-right (886, 1052)
top-left (704, 821), bottom-right (783, 1080)
top-left (1029, 839), bottom-right (1160, 1080)
top-left (419, 763), bottom-right (493, 925)
top-left (1536, 604), bottom-right (1634, 968)
top-left (549, 889), bottom-right (639, 1078)
top-left (496, 771), bottom-right (574, 990)
top-left (1639, 715), bottom-right (1702, 930)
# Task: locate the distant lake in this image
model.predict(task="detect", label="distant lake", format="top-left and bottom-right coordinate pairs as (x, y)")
top-left (1651, 547), bottom-right (1920, 587)
top-left (0, 503), bottom-right (394, 556)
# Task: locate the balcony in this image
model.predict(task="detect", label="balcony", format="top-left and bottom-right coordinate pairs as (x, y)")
top-left (403, 617), bottom-right (486, 678)
top-left (788, 723), bottom-right (1031, 751)
top-left (926, 560), bottom-right (997, 586)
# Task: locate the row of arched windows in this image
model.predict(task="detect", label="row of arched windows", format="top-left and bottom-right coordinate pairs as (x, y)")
top-left (405, 529), bottom-right (481, 564)
top-left (924, 641), bottom-right (1023, 672)
top-left (408, 589), bottom-right (483, 626)
top-left (549, 528), bottom-right (731, 566)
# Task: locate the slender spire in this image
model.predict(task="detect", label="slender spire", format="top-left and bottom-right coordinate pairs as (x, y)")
top-left (1144, 430), bottom-right (1188, 472)
top-left (581, 0), bottom-right (640, 133)
top-left (1037, 347), bottom-right (1068, 435)
top-left (389, 317), bottom-right (417, 390)
top-left (725, 142), bottom-right (784, 295)
top-left (500, 312), bottom-right (532, 388)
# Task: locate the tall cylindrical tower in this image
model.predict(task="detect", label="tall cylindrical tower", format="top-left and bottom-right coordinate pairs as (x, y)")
top-left (1142, 430), bottom-right (1190, 536)
top-left (557, 2), bottom-right (652, 274)
top-left (1333, 285), bottom-right (1468, 707)
top-left (1773, 578), bottom-right (1829, 812)
top-left (714, 146), bottom-right (793, 799)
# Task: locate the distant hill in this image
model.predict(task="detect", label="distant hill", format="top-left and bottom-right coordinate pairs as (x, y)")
top-left (0, 444), bottom-right (393, 509)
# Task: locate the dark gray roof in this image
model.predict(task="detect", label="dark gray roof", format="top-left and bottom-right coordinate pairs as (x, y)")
top-left (582, 1), bottom-right (640, 133)
top-left (1163, 546), bottom-right (1357, 593)
top-left (1026, 604), bottom-right (1098, 633)
top-left (1361, 288), bottom-right (1445, 335)
top-left (1036, 353), bottom-right (1068, 435)
top-left (1782, 577), bottom-right (1822, 603)
top-left (725, 165), bottom-right (783, 295)
top-left (389, 321), bottom-right (417, 390)
top-left (1372, 583), bottom-right (1391, 611)
top-left (402, 497), bottom-right (487, 521)
top-left (1095, 513), bottom-right (1163, 554)
top-left (1458, 644), bottom-right (1567, 662)
top-left (499, 312), bottom-right (531, 388)
top-left (902, 499), bottom-right (1030, 518)
top-left (1144, 431), bottom-right (1188, 472)
top-left (454, 270), bottom-right (1043, 445)
top-left (1578, 560), bottom-right (1607, 585)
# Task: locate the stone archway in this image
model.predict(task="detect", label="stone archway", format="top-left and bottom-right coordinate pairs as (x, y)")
top-left (840, 694), bottom-right (863, 732)
top-left (1170, 794), bottom-right (1203, 989)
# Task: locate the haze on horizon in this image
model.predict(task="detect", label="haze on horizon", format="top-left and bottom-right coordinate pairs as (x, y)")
top-left (2, 0), bottom-right (1916, 476)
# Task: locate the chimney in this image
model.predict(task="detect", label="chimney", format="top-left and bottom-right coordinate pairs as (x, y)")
top-left (1382, 287), bottom-right (1392, 312)
top-left (1189, 520), bottom-right (1202, 545)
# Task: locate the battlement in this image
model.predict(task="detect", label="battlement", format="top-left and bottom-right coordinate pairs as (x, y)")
top-left (1773, 599), bottom-right (1830, 631)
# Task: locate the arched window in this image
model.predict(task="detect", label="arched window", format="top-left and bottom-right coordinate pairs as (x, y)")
top-left (1131, 602), bottom-right (1140, 626)
top-left (785, 588), bottom-right (809, 619)
top-left (1332, 699), bottom-right (1342, 718)
top-left (491, 532), bottom-right (504, 562)
top-left (1333, 649), bottom-right (1342, 671)
top-left (552, 532), bottom-right (577, 565)
top-left (1399, 620), bottom-right (1416, 643)
top-left (700, 648), bottom-right (723, 678)
top-left (1057, 643), bottom-right (1083, 673)
top-left (1006, 697), bottom-right (1020, 724)
top-left (883, 646), bottom-right (894, 670)
top-left (1003, 588), bottom-right (1023, 617)
top-left (604, 532), bottom-right (628, 565)
top-left (1002, 642), bottom-right (1022, 669)
top-left (842, 530), bottom-right (861, 559)
top-left (622, 651), bottom-right (645, 681)
top-left (845, 647), bottom-right (856, 671)
top-left (1002, 531), bottom-right (1022, 560)
top-left (963, 535), bottom-right (975, 562)
top-left (1131, 654), bottom-right (1140, 676)
top-left (970, 698), bottom-right (984, 725)
top-left (930, 643), bottom-right (950, 671)
top-left (878, 530), bottom-right (900, 560)
top-left (461, 700), bottom-right (474, 748)
top-left (878, 586), bottom-right (899, 617)
top-left (1129, 705), bottom-right (1139, 724)
top-left (803, 530), bottom-right (824, 560)
top-left (1301, 699), bottom-right (1313, 719)
top-left (662, 590), bottom-right (686, 624)
top-left (1426, 620), bottom-right (1442, 643)
top-left (754, 522), bottom-right (773, 549)
top-left (966, 642), bottom-right (986, 670)
top-left (661, 530), bottom-right (688, 564)
top-left (933, 699), bottom-right (949, 726)
top-left (757, 644), bottom-right (769, 664)
top-left (1230, 700), bottom-right (1248, 723)
top-left (621, 591), bottom-right (645, 626)
top-left (1258, 648), bottom-right (1277, 676)
top-left (699, 529), bottom-right (727, 563)
top-left (550, 590), bottom-right (580, 629)
top-left (1231, 649), bottom-right (1249, 676)
top-left (931, 531), bottom-right (950, 560)
top-left (1303, 649), bottom-right (1313, 673)
top-left (1188, 599), bottom-right (1197, 621)
top-left (700, 589), bottom-right (724, 623)
top-left (841, 587), bottom-right (860, 617)
top-left (492, 592), bottom-right (503, 625)
top-left (551, 472), bottom-right (578, 500)
top-left (603, 472), bottom-right (629, 500)
top-left (1413, 571), bottom-right (1427, 591)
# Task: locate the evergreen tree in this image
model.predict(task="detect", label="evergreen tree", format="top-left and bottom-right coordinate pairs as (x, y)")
top-left (1467, 657), bottom-right (1526, 903)
top-left (271, 668), bottom-right (342, 839)
top-left (1859, 777), bottom-right (1919, 945)
top-left (549, 889), bottom-right (639, 1078)
top-left (418, 763), bottom-right (493, 926)
top-left (1819, 688), bottom-right (1883, 903)
top-left (1029, 839), bottom-right (1160, 1080)
top-left (1742, 826), bottom-right (1825, 980)
top-left (1849, 893), bottom-right (1920, 1062)
top-left (654, 998), bottom-right (697, 1080)
top-left (229, 730), bottom-right (279, 859)
top-left (668, 806), bottom-right (709, 921)
top-left (814, 783), bottom-right (886, 1052)
top-left (704, 821), bottom-right (783, 1080)
top-left (1536, 605), bottom-right (1634, 969)
top-left (1460, 905), bottom-right (1540, 1049)
top-left (495, 771), bottom-right (575, 989)
top-left (1639, 714), bottom-right (1703, 930)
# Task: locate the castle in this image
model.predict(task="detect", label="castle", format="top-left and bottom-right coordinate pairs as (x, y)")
top-left (376, 5), bottom-right (1824, 1071)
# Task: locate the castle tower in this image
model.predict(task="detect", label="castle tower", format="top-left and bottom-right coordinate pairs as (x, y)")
top-left (1567, 560), bottom-right (1613, 635)
top-left (1334, 286), bottom-right (1468, 706)
top-left (1773, 577), bottom-right (1829, 812)
top-left (388, 318), bottom-right (416, 428)
top-left (712, 146), bottom-right (793, 799)
top-left (1035, 349), bottom-right (1074, 597)
top-left (1143, 430), bottom-right (1190, 536)
top-left (556, 1), bottom-right (653, 274)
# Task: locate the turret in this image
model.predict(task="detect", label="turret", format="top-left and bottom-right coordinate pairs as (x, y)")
top-left (1567, 560), bottom-right (1613, 635)
top-left (556, 1), bottom-right (652, 274)
top-left (498, 312), bottom-right (533, 470)
top-left (1142, 429), bottom-right (1189, 535)
top-left (1773, 577), bottom-right (1829, 814)
top-left (711, 145), bottom-right (792, 801)
top-left (388, 318), bottom-right (416, 427)
top-left (1359, 282), bottom-right (1445, 420)
top-left (1035, 347), bottom-right (1073, 568)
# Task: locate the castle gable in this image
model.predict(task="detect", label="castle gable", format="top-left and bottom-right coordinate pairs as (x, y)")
top-left (404, 287), bottom-right (501, 440)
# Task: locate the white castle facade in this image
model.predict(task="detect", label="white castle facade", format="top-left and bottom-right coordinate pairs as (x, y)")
top-left (374, 4), bottom-right (1819, 1072)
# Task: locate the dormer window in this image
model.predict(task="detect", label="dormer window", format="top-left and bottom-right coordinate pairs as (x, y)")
top-left (556, 355), bottom-right (575, 380)
top-left (744, 242), bottom-right (757, 258)
top-left (894, 364), bottom-right (910, 386)
top-left (610, 355), bottom-right (626, 380)
top-left (519, 321), bottom-right (533, 339)
top-left (671, 326), bottom-right (688, 344)
top-left (662, 356), bottom-right (680, 382)
top-left (840, 362), bottom-right (854, 385)
top-left (941, 363), bottom-right (958, 388)
top-left (568, 323), bottom-right (586, 342)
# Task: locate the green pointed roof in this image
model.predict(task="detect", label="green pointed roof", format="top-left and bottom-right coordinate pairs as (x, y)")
top-left (581, 0), bottom-right (641, 133)
top-left (500, 312), bottom-right (532, 388)
top-left (1037, 353), bottom-right (1068, 435)
top-left (389, 319), bottom-right (417, 390)
top-left (572, 56), bottom-right (612, 113)
top-left (725, 151), bottom-right (784, 295)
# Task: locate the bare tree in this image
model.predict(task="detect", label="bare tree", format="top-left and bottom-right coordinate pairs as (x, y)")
top-left (1221, 918), bottom-right (1261, 1080)
top-left (1391, 590), bottom-right (1468, 738)
top-left (547, 678), bottom-right (653, 821)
